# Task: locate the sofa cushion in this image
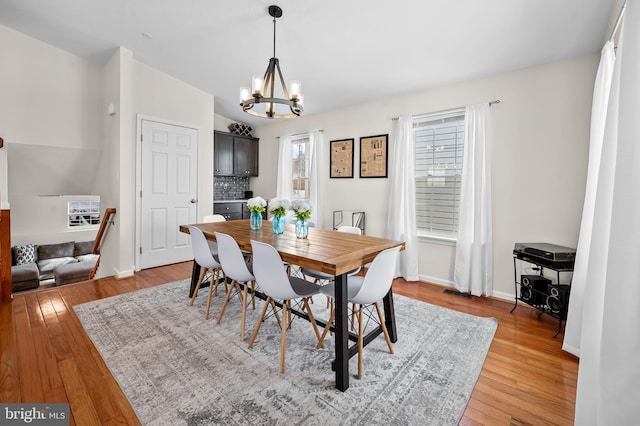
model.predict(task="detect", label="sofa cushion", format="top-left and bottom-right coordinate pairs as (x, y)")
top-left (12, 244), bottom-right (36, 265)
top-left (11, 263), bottom-right (40, 292)
top-left (76, 253), bottom-right (100, 263)
top-left (74, 241), bottom-right (94, 257)
top-left (37, 257), bottom-right (78, 280)
top-left (54, 258), bottom-right (98, 286)
top-left (38, 241), bottom-right (75, 260)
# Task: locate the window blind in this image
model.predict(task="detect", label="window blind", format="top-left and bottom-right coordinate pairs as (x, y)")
top-left (414, 113), bottom-right (465, 236)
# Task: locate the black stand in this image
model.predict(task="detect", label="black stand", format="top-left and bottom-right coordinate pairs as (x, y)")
top-left (511, 252), bottom-right (574, 338)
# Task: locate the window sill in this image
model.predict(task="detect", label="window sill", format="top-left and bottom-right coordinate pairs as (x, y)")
top-left (417, 233), bottom-right (457, 247)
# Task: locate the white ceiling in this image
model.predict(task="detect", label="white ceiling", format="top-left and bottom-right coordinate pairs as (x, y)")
top-left (0, 0), bottom-right (614, 129)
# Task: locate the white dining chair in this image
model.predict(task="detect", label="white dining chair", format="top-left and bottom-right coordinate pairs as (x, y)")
top-left (186, 225), bottom-right (225, 320)
top-left (317, 246), bottom-right (400, 379)
top-left (202, 214), bottom-right (226, 258)
top-left (248, 240), bottom-right (324, 373)
top-left (214, 231), bottom-right (256, 341)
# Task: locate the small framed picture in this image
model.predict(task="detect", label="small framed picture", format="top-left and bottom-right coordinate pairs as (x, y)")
top-left (330, 139), bottom-right (354, 178)
top-left (360, 134), bottom-right (388, 178)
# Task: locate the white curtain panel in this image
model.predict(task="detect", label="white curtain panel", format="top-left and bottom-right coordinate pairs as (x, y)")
top-left (386, 116), bottom-right (419, 281)
top-left (453, 103), bottom-right (493, 296)
top-left (563, 41), bottom-right (616, 357)
top-left (308, 130), bottom-right (323, 228)
top-left (276, 135), bottom-right (293, 201)
top-left (574, 4), bottom-right (640, 423)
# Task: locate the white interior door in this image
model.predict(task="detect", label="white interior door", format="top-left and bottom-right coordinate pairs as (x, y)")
top-left (139, 119), bottom-right (198, 269)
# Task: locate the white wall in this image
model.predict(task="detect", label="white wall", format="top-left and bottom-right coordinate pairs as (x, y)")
top-left (0, 24), bottom-right (102, 246)
top-left (214, 113), bottom-right (236, 132)
top-left (251, 54), bottom-right (598, 299)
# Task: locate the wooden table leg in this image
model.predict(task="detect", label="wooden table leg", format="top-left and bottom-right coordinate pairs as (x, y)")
top-left (334, 273), bottom-right (349, 391)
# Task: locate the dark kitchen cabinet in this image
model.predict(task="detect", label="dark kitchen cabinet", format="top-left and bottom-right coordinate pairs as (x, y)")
top-left (214, 131), bottom-right (259, 177)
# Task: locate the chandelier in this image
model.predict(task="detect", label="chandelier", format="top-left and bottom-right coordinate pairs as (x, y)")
top-left (239, 5), bottom-right (303, 119)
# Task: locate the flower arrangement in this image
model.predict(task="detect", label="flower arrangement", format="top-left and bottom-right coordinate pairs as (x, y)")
top-left (247, 196), bottom-right (267, 213)
top-left (269, 198), bottom-right (290, 218)
top-left (291, 199), bottom-right (311, 221)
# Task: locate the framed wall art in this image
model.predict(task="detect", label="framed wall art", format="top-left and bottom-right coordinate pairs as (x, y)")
top-left (359, 134), bottom-right (388, 178)
top-left (330, 138), bottom-right (354, 178)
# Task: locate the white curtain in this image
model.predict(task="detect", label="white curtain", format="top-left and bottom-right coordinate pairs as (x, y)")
top-left (563, 41), bottom-right (616, 357)
top-left (387, 116), bottom-right (419, 281)
top-left (573, 4), bottom-right (640, 423)
top-left (276, 131), bottom-right (323, 228)
top-left (276, 135), bottom-right (293, 201)
top-left (453, 103), bottom-right (493, 296)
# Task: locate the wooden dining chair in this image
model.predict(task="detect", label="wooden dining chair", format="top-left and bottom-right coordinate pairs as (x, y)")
top-left (248, 240), bottom-right (324, 373)
top-left (186, 225), bottom-right (225, 320)
top-left (316, 246), bottom-right (400, 379)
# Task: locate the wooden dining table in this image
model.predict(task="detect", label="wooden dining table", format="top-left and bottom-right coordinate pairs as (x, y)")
top-left (180, 219), bottom-right (405, 392)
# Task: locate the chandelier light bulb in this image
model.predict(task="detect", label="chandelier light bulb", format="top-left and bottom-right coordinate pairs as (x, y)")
top-left (252, 75), bottom-right (264, 96)
top-left (239, 87), bottom-right (251, 103)
top-left (289, 80), bottom-right (301, 101)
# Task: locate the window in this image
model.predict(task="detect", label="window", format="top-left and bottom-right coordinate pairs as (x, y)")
top-left (68, 200), bottom-right (101, 227)
top-left (291, 135), bottom-right (311, 200)
top-left (414, 110), bottom-right (465, 238)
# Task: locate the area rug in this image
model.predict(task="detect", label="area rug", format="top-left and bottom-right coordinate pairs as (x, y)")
top-left (73, 279), bottom-right (497, 425)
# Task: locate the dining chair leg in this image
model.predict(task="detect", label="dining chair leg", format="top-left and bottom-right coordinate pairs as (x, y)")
top-left (270, 299), bottom-right (282, 327)
top-left (280, 300), bottom-right (288, 373)
top-left (213, 268), bottom-right (220, 297)
top-left (375, 302), bottom-right (394, 354)
top-left (251, 281), bottom-right (256, 310)
top-left (189, 266), bottom-right (207, 306)
top-left (248, 296), bottom-right (271, 348)
top-left (302, 298), bottom-right (323, 348)
top-left (316, 307), bottom-right (335, 349)
top-left (216, 279), bottom-right (237, 324)
top-left (358, 306), bottom-right (364, 379)
top-left (240, 283), bottom-right (249, 341)
top-left (204, 268), bottom-right (217, 320)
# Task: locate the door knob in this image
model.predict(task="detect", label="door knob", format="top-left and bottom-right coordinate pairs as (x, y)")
top-left (190, 199), bottom-right (198, 203)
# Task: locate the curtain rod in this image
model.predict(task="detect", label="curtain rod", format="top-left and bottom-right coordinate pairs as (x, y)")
top-left (276, 129), bottom-right (323, 139)
top-left (391, 99), bottom-right (500, 121)
top-left (609, 2), bottom-right (626, 42)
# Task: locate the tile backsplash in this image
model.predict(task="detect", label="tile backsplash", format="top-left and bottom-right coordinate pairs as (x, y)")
top-left (214, 176), bottom-right (250, 200)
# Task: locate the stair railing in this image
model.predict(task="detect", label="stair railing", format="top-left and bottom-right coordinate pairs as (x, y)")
top-left (89, 207), bottom-right (116, 279)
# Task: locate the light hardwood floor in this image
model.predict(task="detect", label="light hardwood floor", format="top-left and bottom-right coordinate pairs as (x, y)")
top-left (0, 262), bottom-right (577, 425)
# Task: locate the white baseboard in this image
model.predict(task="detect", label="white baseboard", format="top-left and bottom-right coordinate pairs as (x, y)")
top-left (417, 274), bottom-right (515, 302)
top-left (114, 267), bottom-right (135, 279)
top-left (418, 274), bottom-right (454, 287)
